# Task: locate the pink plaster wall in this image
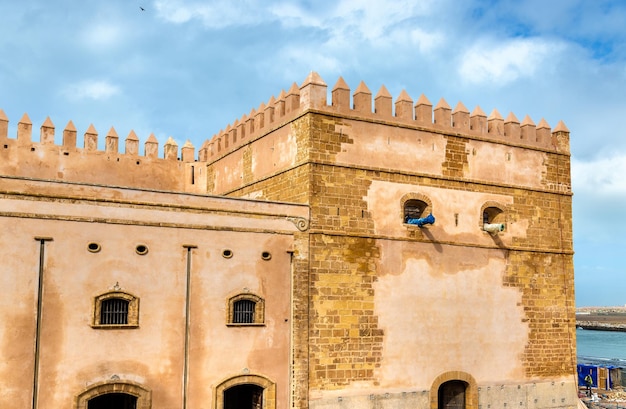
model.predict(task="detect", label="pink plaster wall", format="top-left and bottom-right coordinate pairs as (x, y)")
top-left (0, 179), bottom-right (305, 409)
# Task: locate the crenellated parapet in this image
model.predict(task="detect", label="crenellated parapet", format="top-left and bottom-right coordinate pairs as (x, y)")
top-left (0, 71), bottom-right (571, 191)
top-left (204, 72), bottom-right (570, 161)
top-left (0, 109), bottom-right (196, 162)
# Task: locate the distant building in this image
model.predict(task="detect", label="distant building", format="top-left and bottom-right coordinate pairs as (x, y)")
top-left (0, 72), bottom-right (576, 409)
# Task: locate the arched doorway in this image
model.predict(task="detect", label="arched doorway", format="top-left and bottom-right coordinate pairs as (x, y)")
top-left (214, 374), bottom-right (275, 409)
top-left (75, 381), bottom-right (151, 409)
top-left (430, 371), bottom-right (477, 409)
top-left (438, 380), bottom-right (467, 409)
top-left (88, 393), bottom-right (137, 409)
top-left (224, 384), bottom-right (263, 409)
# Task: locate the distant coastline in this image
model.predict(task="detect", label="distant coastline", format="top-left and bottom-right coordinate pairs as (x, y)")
top-left (576, 306), bottom-right (626, 332)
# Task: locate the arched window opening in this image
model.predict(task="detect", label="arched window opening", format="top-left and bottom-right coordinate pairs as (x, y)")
top-left (101, 298), bottom-right (129, 325)
top-left (227, 293), bottom-right (265, 326)
top-left (76, 381), bottom-right (151, 409)
top-left (438, 380), bottom-right (467, 409)
top-left (224, 384), bottom-right (263, 409)
top-left (214, 375), bottom-right (275, 409)
top-left (404, 199), bottom-right (428, 222)
top-left (482, 205), bottom-right (506, 234)
top-left (88, 393), bottom-right (137, 409)
top-left (93, 290), bottom-right (139, 329)
top-left (403, 197), bottom-right (435, 227)
top-left (233, 299), bottom-right (256, 324)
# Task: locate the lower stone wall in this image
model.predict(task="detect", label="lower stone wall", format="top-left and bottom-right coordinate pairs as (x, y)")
top-left (310, 390), bottom-right (430, 409)
top-left (308, 379), bottom-right (578, 409)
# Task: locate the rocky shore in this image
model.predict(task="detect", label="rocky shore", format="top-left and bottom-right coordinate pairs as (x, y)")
top-left (577, 307), bottom-right (626, 332)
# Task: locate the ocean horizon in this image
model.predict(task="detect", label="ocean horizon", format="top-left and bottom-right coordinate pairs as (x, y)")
top-left (576, 328), bottom-right (626, 366)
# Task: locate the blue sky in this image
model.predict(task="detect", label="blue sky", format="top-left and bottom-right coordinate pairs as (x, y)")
top-left (1, 0), bottom-right (625, 306)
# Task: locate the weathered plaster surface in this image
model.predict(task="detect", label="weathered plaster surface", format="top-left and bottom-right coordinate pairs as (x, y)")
top-left (374, 242), bottom-right (527, 388)
top-left (365, 180), bottom-right (519, 244)
top-left (213, 149), bottom-right (244, 193)
top-left (465, 140), bottom-right (547, 188)
top-left (334, 121), bottom-right (446, 176)
top-left (0, 179), bottom-right (301, 409)
top-left (0, 141), bottom-right (185, 191)
top-left (250, 126), bottom-right (297, 180)
top-left (0, 221), bottom-right (39, 408)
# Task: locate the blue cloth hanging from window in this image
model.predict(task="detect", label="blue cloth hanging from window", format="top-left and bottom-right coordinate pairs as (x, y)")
top-left (406, 213), bottom-right (435, 227)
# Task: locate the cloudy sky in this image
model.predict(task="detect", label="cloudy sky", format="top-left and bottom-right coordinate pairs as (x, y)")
top-left (1, 0), bottom-right (625, 306)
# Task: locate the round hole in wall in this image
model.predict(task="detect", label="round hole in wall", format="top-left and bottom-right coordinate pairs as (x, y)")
top-left (222, 249), bottom-right (233, 259)
top-left (135, 244), bottom-right (149, 255)
top-left (261, 251), bottom-right (271, 260)
top-left (87, 242), bottom-right (101, 253)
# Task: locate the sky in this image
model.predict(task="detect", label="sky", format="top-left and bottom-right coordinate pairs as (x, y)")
top-left (0, 0), bottom-right (625, 307)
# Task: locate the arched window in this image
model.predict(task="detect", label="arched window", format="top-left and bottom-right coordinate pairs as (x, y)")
top-left (93, 291), bottom-right (139, 329)
top-left (88, 392), bottom-right (137, 409)
top-left (481, 202), bottom-right (506, 234)
top-left (224, 383), bottom-right (263, 409)
top-left (233, 299), bottom-right (256, 324)
top-left (227, 293), bottom-right (264, 326)
top-left (75, 380), bottom-right (151, 409)
top-left (215, 374), bottom-right (275, 409)
top-left (404, 199), bottom-right (428, 222)
top-left (101, 298), bottom-right (129, 325)
top-left (401, 193), bottom-right (434, 226)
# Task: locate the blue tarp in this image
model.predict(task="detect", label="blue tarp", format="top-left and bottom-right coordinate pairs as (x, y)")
top-left (577, 364), bottom-right (618, 389)
top-left (578, 364), bottom-right (598, 387)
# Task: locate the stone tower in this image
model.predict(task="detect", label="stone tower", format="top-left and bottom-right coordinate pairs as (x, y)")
top-left (204, 72), bottom-right (576, 409)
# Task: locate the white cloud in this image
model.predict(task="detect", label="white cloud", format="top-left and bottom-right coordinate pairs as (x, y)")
top-left (81, 23), bottom-right (123, 49)
top-left (259, 46), bottom-right (343, 84)
top-left (61, 80), bottom-right (121, 101)
top-left (571, 153), bottom-right (626, 247)
top-left (154, 0), bottom-right (263, 27)
top-left (154, 0), bottom-right (442, 52)
top-left (331, 0), bottom-right (436, 42)
top-left (408, 27), bottom-right (444, 54)
top-left (458, 38), bottom-right (557, 85)
top-left (572, 154), bottom-right (626, 196)
top-left (270, 2), bottom-right (324, 29)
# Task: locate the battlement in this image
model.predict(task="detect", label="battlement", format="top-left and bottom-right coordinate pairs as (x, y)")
top-left (0, 110), bottom-right (197, 162)
top-left (204, 72), bottom-right (570, 161)
top-left (0, 72), bottom-right (570, 167)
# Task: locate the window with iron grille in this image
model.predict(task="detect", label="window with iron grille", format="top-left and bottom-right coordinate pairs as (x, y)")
top-left (93, 291), bottom-right (139, 329)
top-left (233, 299), bottom-right (256, 324)
top-left (100, 298), bottom-right (129, 325)
top-left (227, 293), bottom-right (264, 326)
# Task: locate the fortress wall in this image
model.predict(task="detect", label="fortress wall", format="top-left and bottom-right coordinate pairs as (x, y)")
top-left (0, 71), bottom-right (575, 409)
top-left (0, 112), bottom-right (197, 191)
top-left (204, 73), bottom-right (571, 205)
top-left (0, 178), bottom-right (305, 409)
top-left (1, 72), bottom-right (571, 197)
top-left (216, 101), bottom-right (575, 408)
top-left (204, 72), bottom-right (569, 172)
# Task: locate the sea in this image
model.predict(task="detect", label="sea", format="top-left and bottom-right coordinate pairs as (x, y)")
top-left (576, 328), bottom-right (626, 366)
